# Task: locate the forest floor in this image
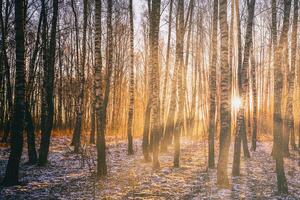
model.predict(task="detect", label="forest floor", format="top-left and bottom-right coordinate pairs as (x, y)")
top-left (0, 136), bottom-right (300, 200)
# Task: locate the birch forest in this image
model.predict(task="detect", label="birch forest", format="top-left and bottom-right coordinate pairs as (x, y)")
top-left (0, 0), bottom-right (300, 199)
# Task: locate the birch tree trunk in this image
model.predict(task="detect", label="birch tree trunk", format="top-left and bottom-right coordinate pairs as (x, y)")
top-left (97, 0), bottom-right (114, 177)
top-left (174, 0), bottom-right (184, 168)
top-left (273, 0), bottom-right (291, 194)
top-left (232, 0), bottom-right (255, 176)
top-left (217, 0), bottom-right (231, 188)
top-left (127, 0), bottom-right (135, 155)
top-left (283, 0), bottom-right (298, 154)
top-left (149, 0), bottom-right (162, 169)
top-left (94, 0), bottom-right (105, 176)
top-left (208, 0), bottom-right (218, 169)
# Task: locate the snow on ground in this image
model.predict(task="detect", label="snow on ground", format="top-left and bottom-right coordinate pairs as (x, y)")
top-left (0, 137), bottom-right (299, 199)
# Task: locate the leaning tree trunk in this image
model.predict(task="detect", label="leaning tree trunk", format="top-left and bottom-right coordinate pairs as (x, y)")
top-left (97, 0), bottom-right (114, 177)
top-left (208, 0), bottom-right (218, 169)
top-left (232, 0), bottom-right (255, 177)
top-left (273, 0), bottom-right (291, 194)
top-left (235, 0), bottom-right (251, 159)
top-left (2, 0), bottom-right (26, 186)
top-left (217, 0), bottom-right (231, 188)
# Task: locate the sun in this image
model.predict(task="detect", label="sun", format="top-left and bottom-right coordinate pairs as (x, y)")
top-left (232, 96), bottom-right (242, 110)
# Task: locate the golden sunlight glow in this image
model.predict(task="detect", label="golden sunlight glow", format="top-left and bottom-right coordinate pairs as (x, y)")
top-left (232, 96), bottom-right (242, 110)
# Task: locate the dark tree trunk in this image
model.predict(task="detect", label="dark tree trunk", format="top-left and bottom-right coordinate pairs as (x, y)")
top-left (2, 0), bottom-right (26, 186)
top-left (70, 0), bottom-right (81, 148)
top-left (0, 0), bottom-right (13, 144)
top-left (72, 0), bottom-right (88, 153)
top-left (39, 0), bottom-right (58, 166)
top-left (24, 7), bottom-right (42, 165)
top-left (25, 103), bottom-right (37, 164)
top-left (97, 0), bottom-right (114, 177)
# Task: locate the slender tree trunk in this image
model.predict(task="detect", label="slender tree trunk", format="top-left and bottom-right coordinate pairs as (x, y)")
top-left (94, 0), bottom-right (104, 175)
top-left (25, 103), bottom-right (37, 164)
top-left (270, 0), bottom-right (277, 156)
top-left (57, 35), bottom-right (63, 130)
top-left (161, 0), bottom-right (173, 126)
top-left (2, 0), bottom-right (26, 186)
top-left (184, 0), bottom-right (194, 137)
top-left (273, 0), bottom-right (291, 194)
top-left (0, 0), bottom-right (13, 143)
top-left (72, 0), bottom-right (88, 153)
top-left (0, 11), bottom-right (3, 132)
top-left (142, 0), bottom-right (152, 161)
top-left (25, 9), bottom-right (42, 164)
top-left (142, 101), bottom-right (152, 161)
top-left (174, 0), bottom-right (184, 168)
top-left (284, 0), bottom-right (298, 153)
top-left (232, 0), bottom-right (255, 177)
top-left (161, 62), bottom-right (177, 152)
top-left (149, 0), bottom-right (162, 170)
top-left (208, 0), bottom-right (218, 169)
top-left (70, 0), bottom-right (80, 148)
top-left (127, 0), bottom-right (134, 155)
top-left (161, 1), bottom-right (177, 152)
top-left (97, 0), bottom-right (114, 177)
top-left (90, 99), bottom-right (96, 144)
top-left (217, 0), bottom-right (231, 188)
top-left (39, 0), bottom-right (58, 166)
top-left (251, 43), bottom-right (258, 151)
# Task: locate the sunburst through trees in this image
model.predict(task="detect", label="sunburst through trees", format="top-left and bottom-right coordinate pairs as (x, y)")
top-left (0, 0), bottom-right (300, 198)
